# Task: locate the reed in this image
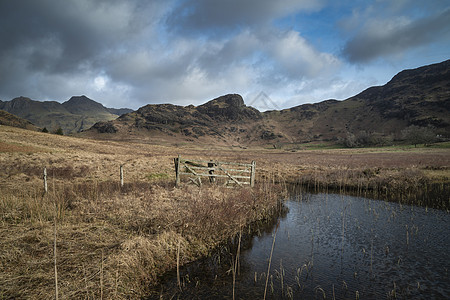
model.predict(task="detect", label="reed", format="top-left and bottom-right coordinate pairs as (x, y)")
top-left (100, 250), bottom-right (104, 300)
top-left (341, 203), bottom-right (347, 255)
top-left (315, 285), bottom-right (326, 299)
top-left (280, 260), bottom-right (284, 296)
top-left (264, 220), bottom-right (280, 300)
top-left (232, 229), bottom-right (241, 300)
top-left (406, 225), bottom-right (409, 246)
top-left (286, 285), bottom-right (294, 299)
top-left (177, 238), bottom-right (181, 291)
top-left (53, 194), bottom-right (59, 300)
top-left (370, 238), bottom-right (374, 276)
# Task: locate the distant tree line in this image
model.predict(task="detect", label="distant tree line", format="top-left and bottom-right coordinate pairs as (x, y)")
top-left (341, 125), bottom-right (441, 148)
top-left (340, 131), bottom-right (393, 148)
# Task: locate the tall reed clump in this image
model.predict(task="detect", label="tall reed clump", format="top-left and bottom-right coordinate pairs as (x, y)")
top-left (291, 167), bottom-right (449, 209)
top-left (0, 177), bottom-right (283, 299)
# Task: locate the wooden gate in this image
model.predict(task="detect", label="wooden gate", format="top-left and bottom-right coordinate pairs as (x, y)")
top-left (174, 155), bottom-right (255, 187)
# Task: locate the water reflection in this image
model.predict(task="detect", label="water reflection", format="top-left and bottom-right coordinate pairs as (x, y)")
top-left (148, 193), bottom-right (450, 299)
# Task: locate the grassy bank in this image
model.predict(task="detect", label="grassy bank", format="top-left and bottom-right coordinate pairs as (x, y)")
top-left (1, 126), bottom-right (449, 298)
top-left (0, 180), bottom-right (282, 298)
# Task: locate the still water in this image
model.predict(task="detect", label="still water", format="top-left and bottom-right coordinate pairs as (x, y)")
top-left (149, 193), bottom-right (450, 299)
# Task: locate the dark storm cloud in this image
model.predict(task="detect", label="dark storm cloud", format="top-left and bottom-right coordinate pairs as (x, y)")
top-left (165, 0), bottom-right (322, 36)
top-left (0, 0), bottom-right (156, 102)
top-left (343, 8), bottom-right (450, 63)
top-left (0, 0), bottom-right (137, 72)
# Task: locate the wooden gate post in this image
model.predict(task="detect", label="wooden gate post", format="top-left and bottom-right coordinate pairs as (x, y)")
top-left (250, 161), bottom-right (256, 187)
top-left (43, 167), bottom-right (48, 193)
top-left (175, 155), bottom-right (181, 187)
top-left (120, 165), bottom-right (124, 188)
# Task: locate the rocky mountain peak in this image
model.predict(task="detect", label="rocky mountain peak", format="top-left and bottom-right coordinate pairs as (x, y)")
top-left (203, 94), bottom-right (245, 107)
top-left (197, 94), bottom-right (261, 121)
top-left (62, 95), bottom-right (109, 114)
top-left (66, 95), bottom-right (92, 103)
top-left (14, 96), bottom-right (32, 101)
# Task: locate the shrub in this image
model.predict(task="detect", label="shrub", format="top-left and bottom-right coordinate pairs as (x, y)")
top-left (341, 131), bottom-right (393, 148)
top-left (54, 127), bottom-right (64, 135)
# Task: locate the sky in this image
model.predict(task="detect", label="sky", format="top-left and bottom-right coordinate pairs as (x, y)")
top-left (0, 0), bottom-right (449, 111)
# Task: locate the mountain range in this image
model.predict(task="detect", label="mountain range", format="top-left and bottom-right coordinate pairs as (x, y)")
top-left (2, 60), bottom-right (449, 145)
top-left (85, 60), bottom-right (450, 146)
top-left (0, 95), bottom-right (133, 134)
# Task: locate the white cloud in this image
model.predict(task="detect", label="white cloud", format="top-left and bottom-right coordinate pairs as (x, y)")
top-left (98, 24), bottom-right (341, 108)
top-left (266, 30), bottom-right (340, 79)
top-left (94, 75), bottom-right (107, 91)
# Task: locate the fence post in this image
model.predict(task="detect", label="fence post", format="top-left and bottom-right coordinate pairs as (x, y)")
top-left (250, 161), bottom-right (256, 188)
top-left (175, 155), bottom-right (181, 187)
top-left (43, 167), bottom-right (48, 193)
top-left (120, 165), bottom-right (124, 188)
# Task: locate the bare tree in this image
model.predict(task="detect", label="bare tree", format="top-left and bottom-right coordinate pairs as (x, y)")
top-left (401, 125), bottom-right (436, 147)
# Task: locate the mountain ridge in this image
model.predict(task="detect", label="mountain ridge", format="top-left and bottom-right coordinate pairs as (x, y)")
top-left (0, 96), bottom-right (133, 134)
top-left (86, 59), bottom-right (450, 145)
top-left (2, 59), bottom-right (449, 144)
top-left (263, 59), bottom-right (450, 144)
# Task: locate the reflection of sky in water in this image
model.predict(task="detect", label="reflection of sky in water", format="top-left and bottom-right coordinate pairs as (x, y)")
top-left (150, 193), bottom-right (450, 299)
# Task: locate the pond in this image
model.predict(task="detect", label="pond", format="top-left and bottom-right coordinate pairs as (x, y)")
top-left (148, 193), bottom-right (450, 299)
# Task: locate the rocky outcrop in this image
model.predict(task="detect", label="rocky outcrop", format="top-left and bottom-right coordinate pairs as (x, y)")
top-left (197, 94), bottom-right (261, 121)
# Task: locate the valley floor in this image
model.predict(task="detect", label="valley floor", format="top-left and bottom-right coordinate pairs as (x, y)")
top-left (0, 126), bottom-right (449, 298)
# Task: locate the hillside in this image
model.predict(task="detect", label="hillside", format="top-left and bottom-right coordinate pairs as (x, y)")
top-left (86, 60), bottom-right (450, 146)
top-left (86, 94), bottom-right (270, 145)
top-left (0, 95), bottom-right (132, 134)
top-left (266, 59), bottom-right (450, 143)
top-left (0, 110), bottom-right (39, 131)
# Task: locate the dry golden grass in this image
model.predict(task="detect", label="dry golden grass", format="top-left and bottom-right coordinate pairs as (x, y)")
top-left (0, 180), bottom-right (281, 298)
top-left (0, 126), bottom-right (284, 299)
top-left (0, 126), bottom-right (448, 298)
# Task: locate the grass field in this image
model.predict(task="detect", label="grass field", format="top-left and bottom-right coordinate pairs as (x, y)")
top-left (0, 125), bottom-right (449, 298)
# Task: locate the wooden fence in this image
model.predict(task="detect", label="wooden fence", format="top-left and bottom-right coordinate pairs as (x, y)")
top-left (174, 155), bottom-right (255, 187)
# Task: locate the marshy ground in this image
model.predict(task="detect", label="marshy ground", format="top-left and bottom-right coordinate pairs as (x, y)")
top-left (0, 126), bottom-right (449, 298)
